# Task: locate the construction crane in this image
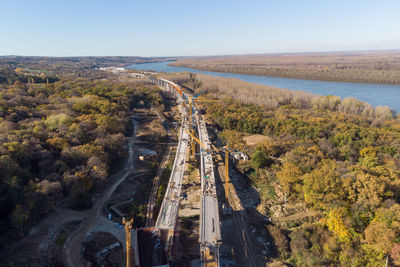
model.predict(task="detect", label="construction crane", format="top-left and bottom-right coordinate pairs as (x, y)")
top-left (185, 93), bottom-right (221, 126)
top-left (219, 145), bottom-right (233, 215)
top-left (185, 129), bottom-right (234, 214)
top-left (122, 217), bottom-right (134, 267)
top-left (181, 93), bottom-right (220, 158)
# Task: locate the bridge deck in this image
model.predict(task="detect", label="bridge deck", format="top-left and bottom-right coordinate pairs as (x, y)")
top-left (197, 111), bottom-right (221, 266)
top-left (155, 100), bottom-right (188, 230)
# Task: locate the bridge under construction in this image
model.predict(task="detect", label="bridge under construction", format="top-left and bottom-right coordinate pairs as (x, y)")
top-left (124, 75), bottom-right (222, 267)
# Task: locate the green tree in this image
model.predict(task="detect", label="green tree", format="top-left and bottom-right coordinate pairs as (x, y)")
top-left (250, 148), bottom-right (273, 169)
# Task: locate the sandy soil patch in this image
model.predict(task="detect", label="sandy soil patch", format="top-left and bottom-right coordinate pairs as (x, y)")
top-left (244, 134), bottom-right (271, 146)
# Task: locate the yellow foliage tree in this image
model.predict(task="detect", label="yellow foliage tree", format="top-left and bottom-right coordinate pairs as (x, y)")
top-left (326, 207), bottom-right (351, 243)
top-left (220, 129), bottom-right (245, 150)
top-left (359, 147), bottom-right (379, 168)
top-left (14, 68), bottom-right (24, 74)
top-left (276, 161), bottom-right (302, 195)
top-left (46, 137), bottom-right (68, 150)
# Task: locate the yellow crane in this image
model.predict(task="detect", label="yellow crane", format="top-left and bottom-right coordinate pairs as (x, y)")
top-left (186, 94), bottom-right (221, 122)
top-left (181, 93), bottom-right (220, 158)
top-left (122, 217), bottom-right (134, 267)
top-left (185, 129), bottom-right (233, 214)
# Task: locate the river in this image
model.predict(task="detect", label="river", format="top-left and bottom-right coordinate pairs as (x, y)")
top-left (127, 61), bottom-right (400, 112)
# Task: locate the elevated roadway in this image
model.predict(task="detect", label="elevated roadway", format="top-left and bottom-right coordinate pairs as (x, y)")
top-left (149, 75), bottom-right (222, 266)
top-left (196, 111), bottom-right (221, 266)
top-left (148, 76), bottom-right (189, 261)
top-left (151, 76), bottom-right (188, 232)
top-left (155, 120), bottom-right (188, 230)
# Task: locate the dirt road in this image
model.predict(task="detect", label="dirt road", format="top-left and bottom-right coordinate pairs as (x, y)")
top-left (63, 118), bottom-right (137, 267)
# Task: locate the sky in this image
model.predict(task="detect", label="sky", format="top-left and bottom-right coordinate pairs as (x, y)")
top-left (0, 0), bottom-right (399, 57)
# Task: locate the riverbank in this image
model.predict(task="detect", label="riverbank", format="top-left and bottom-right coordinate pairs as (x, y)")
top-left (170, 51), bottom-right (400, 85)
top-left (127, 60), bottom-right (400, 112)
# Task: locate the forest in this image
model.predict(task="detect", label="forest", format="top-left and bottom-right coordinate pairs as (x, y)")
top-left (167, 73), bottom-right (400, 266)
top-left (0, 67), bottom-right (163, 248)
top-left (170, 51), bottom-right (400, 84)
top-left (1, 60), bottom-right (399, 265)
top-left (0, 56), bottom-right (175, 78)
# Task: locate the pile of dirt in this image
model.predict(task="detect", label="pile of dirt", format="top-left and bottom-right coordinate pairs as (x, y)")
top-left (230, 169), bottom-right (261, 209)
top-left (270, 203), bottom-right (320, 228)
top-left (270, 203), bottom-right (308, 218)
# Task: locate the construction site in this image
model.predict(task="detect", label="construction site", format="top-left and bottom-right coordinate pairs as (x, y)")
top-left (110, 74), bottom-right (271, 267)
top-left (23, 72), bottom-right (272, 267)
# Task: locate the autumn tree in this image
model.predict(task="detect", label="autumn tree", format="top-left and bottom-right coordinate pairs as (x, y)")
top-left (303, 159), bottom-right (344, 208)
top-left (219, 129), bottom-right (246, 150)
top-left (326, 207), bottom-right (352, 243)
top-left (366, 221), bottom-right (395, 249)
top-left (359, 147), bottom-right (379, 168)
top-left (276, 161), bottom-right (302, 197)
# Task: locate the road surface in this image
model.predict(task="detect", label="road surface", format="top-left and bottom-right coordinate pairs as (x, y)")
top-left (155, 119), bottom-right (188, 229)
top-left (196, 111), bottom-right (222, 266)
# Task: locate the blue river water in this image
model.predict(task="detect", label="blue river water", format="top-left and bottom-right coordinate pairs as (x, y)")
top-left (127, 61), bottom-right (400, 112)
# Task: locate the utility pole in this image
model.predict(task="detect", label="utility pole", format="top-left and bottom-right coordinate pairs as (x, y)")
top-left (123, 217), bottom-right (134, 267)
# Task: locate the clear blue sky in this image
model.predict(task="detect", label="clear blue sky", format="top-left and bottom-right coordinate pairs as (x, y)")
top-left (1, 0), bottom-right (399, 56)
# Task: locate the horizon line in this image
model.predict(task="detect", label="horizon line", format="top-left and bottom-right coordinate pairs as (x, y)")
top-left (1, 48), bottom-right (399, 59)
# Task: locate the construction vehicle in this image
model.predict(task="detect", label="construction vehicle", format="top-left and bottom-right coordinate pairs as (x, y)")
top-left (201, 244), bottom-right (219, 267)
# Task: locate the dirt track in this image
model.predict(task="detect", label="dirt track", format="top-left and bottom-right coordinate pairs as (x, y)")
top-left (63, 118), bottom-right (137, 267)
top-left (145, 144), bottom-right (173, 227)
